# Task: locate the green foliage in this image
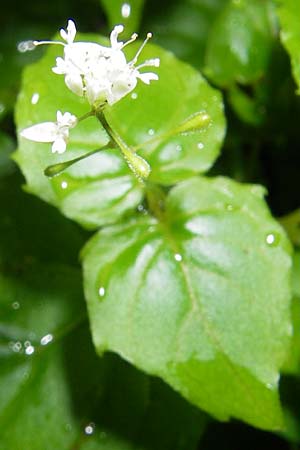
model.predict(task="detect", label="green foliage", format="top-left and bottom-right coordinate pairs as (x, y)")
top-left (1, 0), bottom-right (300, 448)
top-left (204, 0), bottom-right (277, 87)
top-left (277, 0), bottom-right (300, 92)
top-left (82, 176), bottom-right (291, 430)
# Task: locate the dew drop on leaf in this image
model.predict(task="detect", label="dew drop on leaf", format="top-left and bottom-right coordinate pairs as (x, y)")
top-left (174, 253), bottom-right (183, 262)
top-left (84, 422), bottom-right (95, 435)
top-left (61, 181), bottom-right (68, 190)
top-left (121, 3), bottom-right (131, 18)
top-left (31, 93), bottom-right (40, 105)
top-left (148, 128), bottom-right (155, 136)
top-left (265, 233), bottom-right (280, 247)
top-left (98, 287), bottom-right (105, 297)
top-left (25, 345), bottom-right (35, 355)
top-left (11, 301), bottom-right (20, 310)
top-left (40, 333), bottom-right (53, 346)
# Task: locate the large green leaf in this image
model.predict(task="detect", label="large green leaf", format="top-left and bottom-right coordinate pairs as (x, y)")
top-left (277, 0), bottom-right (300, 92)
top-left (82, 176), bottom-right (292, 430)
top-left (100, 0), bottom-right (144, 37)
top-left (15, 33), bottom-right (225, 228)
top-left (204, 0), bottom-right (277, 87)
top-left (0, 263), bottom-right (205, 450)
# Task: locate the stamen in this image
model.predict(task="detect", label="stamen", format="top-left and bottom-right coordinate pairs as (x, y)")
top-left (122, 33), bottom-right (138, 49)
top-left (33, 40), bottom-right (66, 47)
top-left (136, 58), bottom-right (160, 69)
top-left (130, 32), bottom-right (152, 65)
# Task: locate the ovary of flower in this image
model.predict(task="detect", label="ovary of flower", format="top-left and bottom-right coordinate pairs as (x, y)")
top-left (20, 111), bottom-right (77, 154)
top-left (32, 20), bottom-right (160, 106)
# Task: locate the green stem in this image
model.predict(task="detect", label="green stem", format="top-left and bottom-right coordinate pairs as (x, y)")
top-left (95, 108), bottom-right (151, 180)
top-left (44, 144), bottom-right (113, 178)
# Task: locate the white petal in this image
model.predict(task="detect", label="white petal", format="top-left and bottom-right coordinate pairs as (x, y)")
top-left (108, 75), bottom-right (137, 104)
top-left (110, 25), bottom-right (124, 50)
top-left (20, 122), bottom-right (58, 143)
top-left (56, 110), bottom-right (63, 122)
top-left (52, 137), bottom-right (67, 153)
top-left (65, 73), bottom-right (84, 96)
top-left (67, 20), bottom-right (76, 43)
top-left (52, 57), bottom-right (67, 74)
top-left (58, 111), bottom-right (77, 128)
top-left (136, 72), bottom-right (159, 84)
top-left (60, 28), bottom-right (68, 42)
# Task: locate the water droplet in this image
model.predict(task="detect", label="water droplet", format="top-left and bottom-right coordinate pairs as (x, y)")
top-left (175, 144), bottom-right (182, 152)
top-left (121, 3), bottom-right (131, 18)
top-left (84, 423), bottom-right (95, 435)
top-left (9, 341), bottom-right (21, 353)
top-left (65, 423), bottom-right (72, 432)
top-left (226, 204), bottom-right (234, 212)
top-left (61, 181), bottom-right (68, 189)
top-left (40, 333), bottom-right (53, 346)
top-left (99, 287), bottom-right (105, 297)
top-left (17, 40), bottom-right (36, 53)
top-left (99, 431), bottom-right (107, 439)
top-left (12, 301), bottom-right (20, 310)
top-left (174, 253), bottom-right (182, 262)
top-left (31, 93), bottom-right (40, 105)
top-left (148, 128), bottom-right (155, 136)
top-left (197, 142), bottom-right (204, 150)
top-left (25, 345), bottom-right (35, 355)
top-left (131, 92), bottom-right (138, 100)
top-left (0, 103), bottom-right (5, 114)
top-left (265, 233), bottom-right (280, 247)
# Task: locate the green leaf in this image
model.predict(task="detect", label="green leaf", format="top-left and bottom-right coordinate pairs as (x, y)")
top-left (100, 0), bottom-right (144, 37)
top-left (280, 209), bottom-right (300, 248)
top-left (82, 176), bottom-right (292, 430)
top-left (204, 0), bottom-right (277, 87)
top-left (277, 0), bottom-right (300, 92)
top-left (15, 33), bottom-right (225, 228)
top-left (282, 251), bottom-right (300, 375)
top-left (0, 263), bottom-right (205, 450)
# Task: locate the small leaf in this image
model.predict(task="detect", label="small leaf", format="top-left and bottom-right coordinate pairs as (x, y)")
top-left (277, 0), bottom-right (300, 92)
top-left (83, 176), bottom-right (292, 430)
top-left (204, 0), bottom-right (277, 86)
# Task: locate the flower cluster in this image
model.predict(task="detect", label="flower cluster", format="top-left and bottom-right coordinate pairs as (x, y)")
top-left (52, 20), bottom-right (160, 106)
top-left (20, 19), bottom-right (159, 155)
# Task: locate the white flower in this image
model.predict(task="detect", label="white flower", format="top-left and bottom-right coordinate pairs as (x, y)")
top-left (32, 20), bottom-right (160, 106)
top-left (20, 111), bottom-right (77, 154)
